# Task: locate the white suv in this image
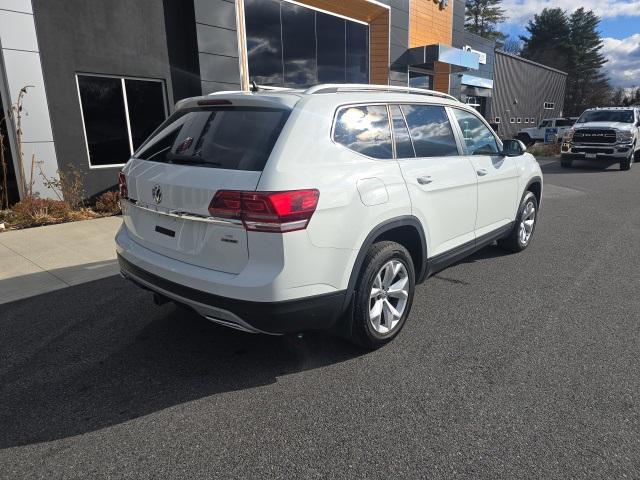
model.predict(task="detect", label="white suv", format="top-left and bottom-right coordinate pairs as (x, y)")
top-left (116, 84), bottom-right (543, 348)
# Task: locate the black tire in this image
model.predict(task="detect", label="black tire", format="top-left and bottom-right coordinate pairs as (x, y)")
top-left (621, 149), bottom-right (633, 171)
top-left (350, 241), bottom-right (415, 349)
top-left (560, 156), bottom-right (573, 168)
top-left (498, 191), bottom-right (539, 253)
top-left (516, 133), bottom-right (533, 147)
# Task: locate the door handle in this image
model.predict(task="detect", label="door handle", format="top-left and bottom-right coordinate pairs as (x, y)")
top-left (417, 175), bottom-right (433, 185)
top-left (476, 169), bottom-right (488, 176)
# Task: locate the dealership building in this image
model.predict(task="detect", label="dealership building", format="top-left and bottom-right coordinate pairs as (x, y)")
top-left (0, 0), bottom-right (566, 201)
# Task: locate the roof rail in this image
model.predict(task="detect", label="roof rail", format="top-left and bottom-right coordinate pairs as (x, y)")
top-left (304, 83), bottom-right (458, 102)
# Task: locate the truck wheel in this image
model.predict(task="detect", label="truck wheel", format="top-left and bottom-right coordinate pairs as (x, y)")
top-left (560, 156), bottom-right (573, 168)
top-left (350, 241), bottom-right (415, 349)
top-left (620, 151), bottom-right (633, 171)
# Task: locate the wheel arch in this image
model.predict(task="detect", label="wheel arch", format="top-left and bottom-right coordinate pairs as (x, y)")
top-left (341, 216), bottom-right (428, 315)
top-left (524, 176), bottom-right (542, 205)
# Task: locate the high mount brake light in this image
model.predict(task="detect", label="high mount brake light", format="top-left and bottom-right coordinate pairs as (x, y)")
top-left (197, 99), bottom-right (233, 106)
top-left (208, 190), bottom-right (320, 232)
top-left (118, 171), bottom-right (128, 199)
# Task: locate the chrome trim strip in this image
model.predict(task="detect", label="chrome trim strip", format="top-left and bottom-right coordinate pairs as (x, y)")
top-left (121, 198), bottom-right (243, 227)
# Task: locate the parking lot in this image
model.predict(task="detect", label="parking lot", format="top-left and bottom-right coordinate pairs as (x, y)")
top-left (1, 157), bottom-right (639, 479)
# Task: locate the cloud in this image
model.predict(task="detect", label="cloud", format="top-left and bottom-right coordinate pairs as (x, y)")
top-left (501, 0), bottom-right (640, 24)
top-left (601, 34), bottom-right (640, 87)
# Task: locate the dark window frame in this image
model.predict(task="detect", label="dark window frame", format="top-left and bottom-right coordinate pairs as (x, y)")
top-left (76, 73), bottom-right (168, 169)
top-left (332, 102), bottom-right (468, 161)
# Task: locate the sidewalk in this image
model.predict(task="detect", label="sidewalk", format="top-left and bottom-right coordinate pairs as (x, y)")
top-left (0, 216), bottom-right (122, 305)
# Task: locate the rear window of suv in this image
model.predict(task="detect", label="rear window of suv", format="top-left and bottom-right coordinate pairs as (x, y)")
top-left (133, 106), bottom-right (290, 171)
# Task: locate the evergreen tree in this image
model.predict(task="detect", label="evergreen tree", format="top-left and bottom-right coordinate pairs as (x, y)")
top-left (564, 8), bottom-right (609, 115)
top-left (520, 8), bottom-right (611, 116)
top-left (519, 8), bottom-right (571, 72)
top-left (465, 0), bottom-right (506, 42)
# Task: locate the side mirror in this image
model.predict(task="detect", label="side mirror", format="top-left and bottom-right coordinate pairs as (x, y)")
top-left (501, 139), bottom-right (526, 157)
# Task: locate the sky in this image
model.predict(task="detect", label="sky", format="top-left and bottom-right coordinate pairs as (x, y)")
top-left (499, 0), bottom-right (640, 88)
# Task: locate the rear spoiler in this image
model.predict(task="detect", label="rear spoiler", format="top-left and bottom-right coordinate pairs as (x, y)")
top-left (175, 91), bottom-right (300, 111)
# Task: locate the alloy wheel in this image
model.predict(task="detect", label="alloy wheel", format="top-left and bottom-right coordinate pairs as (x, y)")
top-left (369, 260), bottom-right (409, 334)
top-left (519, 201), bottom-right (536, 245)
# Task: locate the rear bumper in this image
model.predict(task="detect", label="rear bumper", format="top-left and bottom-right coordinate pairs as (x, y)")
top-left (118, 254), bottom-right (346, 334)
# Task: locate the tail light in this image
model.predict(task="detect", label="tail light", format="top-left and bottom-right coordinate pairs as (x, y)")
top-left (209, 189), bottom-right (319, 232)
top-left (118, 171), bottom-right (128, 199)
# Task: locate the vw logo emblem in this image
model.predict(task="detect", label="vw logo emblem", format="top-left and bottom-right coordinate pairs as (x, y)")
top-left (151, 185), bottom-right (162, 204)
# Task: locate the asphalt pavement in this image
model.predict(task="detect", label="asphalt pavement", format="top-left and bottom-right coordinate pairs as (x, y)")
top-left (1, 157), bottom-right (639, 479)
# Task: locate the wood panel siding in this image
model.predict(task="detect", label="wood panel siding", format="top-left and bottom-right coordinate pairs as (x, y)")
top-left (410, 0), bottom-right (454, 93)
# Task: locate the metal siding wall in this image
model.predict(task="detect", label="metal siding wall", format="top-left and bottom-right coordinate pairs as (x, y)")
top-left (493, 51), bottom-right (567, 139)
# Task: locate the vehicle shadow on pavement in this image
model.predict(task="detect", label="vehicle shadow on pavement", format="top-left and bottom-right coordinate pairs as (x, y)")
top-left (540, 159), bottom-right (621, 174)
top-left (0, 276), bottom-right (364, 448)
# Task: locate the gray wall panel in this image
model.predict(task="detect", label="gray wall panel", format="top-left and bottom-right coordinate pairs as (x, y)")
top-left (201, 80), bottom-right (241, 94)
top-left (197, 23), bottom-right (238, 57)
top-left (199, 53), bottom-right (241, 84)
top-left (194, 0), bottom-right (240, 90)
top-left (194, 0), bottom-right (236, 29)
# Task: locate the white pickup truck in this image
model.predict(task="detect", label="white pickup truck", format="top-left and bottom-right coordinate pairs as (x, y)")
top-left (561, 107), bottom-right (640, 171)
top-left (516, 118), bottom-right (577, 146)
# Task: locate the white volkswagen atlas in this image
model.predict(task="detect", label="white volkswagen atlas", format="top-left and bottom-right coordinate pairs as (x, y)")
top-left (116, 84), bottom-right (542, 348)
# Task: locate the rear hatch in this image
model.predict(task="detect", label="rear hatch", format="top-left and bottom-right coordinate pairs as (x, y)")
top-left (121, 97), bottom-right (293, 274)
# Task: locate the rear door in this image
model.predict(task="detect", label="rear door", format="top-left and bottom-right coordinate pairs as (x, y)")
top-left (449, 107), bottom-right (519, 238)
top-left (122, 104), bottom-right (290, 274)
top-left (393, 104), bottom-right (478, 257)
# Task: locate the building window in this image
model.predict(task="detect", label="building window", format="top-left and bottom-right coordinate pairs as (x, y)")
top-left (77, 74), bottom-right (167, 168)
top-left (517, 118), bottom-right (522, 123)
top-left (544, 102), bottom-right (555, 109)
top-left (494, 117), bottom-right (500, 123)
top-left (409, 70), bottom-right (434, 90)
top-left (510, 118), bottom-right (515, 124)
top-left (245, 0), bottom-right (368, 87)
top-left (524, 118), bottom-right (529, 124)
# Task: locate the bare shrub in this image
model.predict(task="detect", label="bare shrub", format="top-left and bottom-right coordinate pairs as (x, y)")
top-left (94, 190), bottom-right (121, 214)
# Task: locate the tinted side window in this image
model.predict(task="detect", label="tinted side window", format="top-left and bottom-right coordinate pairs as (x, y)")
top-left (452, 109), bottom-right (499, 155)
top-left (401, 105), bottom-right (459, 157)
top-left (333, 105), bottom-right (392, 159)
top-left (389, 105), bottom-right (415, 158)
top-left (134, 107), bottom-right (290, 171)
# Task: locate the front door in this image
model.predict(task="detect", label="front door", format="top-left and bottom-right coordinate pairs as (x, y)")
top-left (392, 104), bottom-right (478, 257)
top-left (449, 107), bottom-right (520, 238)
